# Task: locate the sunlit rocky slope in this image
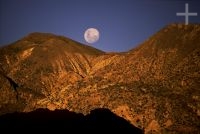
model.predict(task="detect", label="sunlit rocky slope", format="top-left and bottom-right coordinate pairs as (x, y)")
top-left (0, 24), bottom-right (200, 133)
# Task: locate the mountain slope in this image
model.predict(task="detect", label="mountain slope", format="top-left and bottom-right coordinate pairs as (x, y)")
top-left (0, 32), bottom-right (104, 88)
top-left (86, 24), bottom-right (200, 133)
top-left (0, 24), bottom-right (200, 133)
top-left (0, 32), bottom-right (104, 114)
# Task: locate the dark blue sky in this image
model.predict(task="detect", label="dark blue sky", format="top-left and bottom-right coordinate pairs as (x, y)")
top-left (0, 0), bottom-right (200, 52)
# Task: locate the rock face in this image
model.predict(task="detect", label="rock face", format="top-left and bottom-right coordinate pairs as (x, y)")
top-left (0, 24), bottom-right (200, 133)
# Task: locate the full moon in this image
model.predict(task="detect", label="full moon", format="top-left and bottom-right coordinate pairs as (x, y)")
top-left (84, 28), bottom-right (99, 44)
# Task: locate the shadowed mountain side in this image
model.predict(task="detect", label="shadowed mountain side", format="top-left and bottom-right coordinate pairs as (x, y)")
top-left (0, 108), bottom-right (143, 133)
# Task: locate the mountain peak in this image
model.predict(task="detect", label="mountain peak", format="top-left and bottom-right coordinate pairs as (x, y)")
top-left (130, 23), bottom-right (200, 57)
top-left (26, 32), bottom-right (56, 37)
top-left (165, 23), bottom-right (200, 28)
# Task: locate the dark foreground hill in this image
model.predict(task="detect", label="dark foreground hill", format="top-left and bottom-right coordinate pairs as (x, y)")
top-left (0, 108), bottom-right (143, 133)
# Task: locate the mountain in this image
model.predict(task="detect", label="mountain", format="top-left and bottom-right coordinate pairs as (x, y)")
top-left (0, 24), bottom-right (200, 133)
top-left (0, 32), bottom-right (104, 113)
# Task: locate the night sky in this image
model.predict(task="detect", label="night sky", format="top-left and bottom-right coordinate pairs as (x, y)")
top-left (0, 0), bottom-right (200, 52)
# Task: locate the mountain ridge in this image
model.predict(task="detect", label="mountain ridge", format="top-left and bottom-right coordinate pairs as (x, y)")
top-left (0, 23), bottom-right (200, 134)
